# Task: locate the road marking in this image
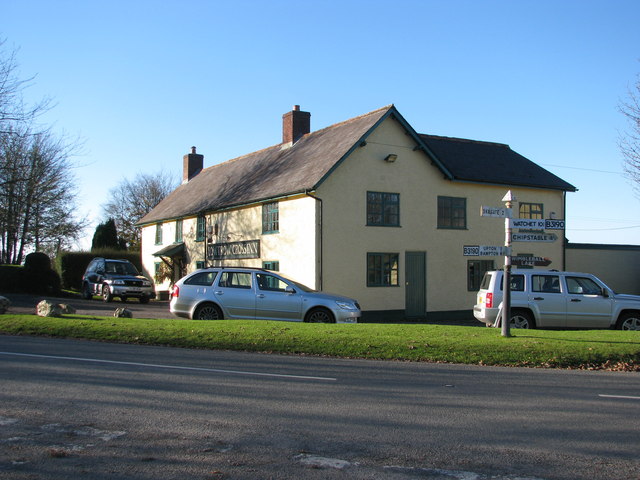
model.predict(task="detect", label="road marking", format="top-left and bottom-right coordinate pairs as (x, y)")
top-left (0, 351), bottom-right (337, 382)
top-left (599, 394), bottom-right (640, 400)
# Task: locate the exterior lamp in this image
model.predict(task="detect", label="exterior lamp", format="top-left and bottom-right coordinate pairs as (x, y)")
top-left (384, 154), bottom-right (398, 162)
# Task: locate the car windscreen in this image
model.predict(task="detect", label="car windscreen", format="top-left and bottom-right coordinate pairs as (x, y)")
top-left (105, 261), bottom-right (139, 276)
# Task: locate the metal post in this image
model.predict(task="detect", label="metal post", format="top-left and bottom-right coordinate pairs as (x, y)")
top-left (501, 191), bottom-right (516, 338)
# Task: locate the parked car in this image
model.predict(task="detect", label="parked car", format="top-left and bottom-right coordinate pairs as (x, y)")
top-left (82, 258), bottom-right (155, 303)
top-left (170, 267), bottom-right (361, 323)
top-left (473, 269), bottom-right (640, 330)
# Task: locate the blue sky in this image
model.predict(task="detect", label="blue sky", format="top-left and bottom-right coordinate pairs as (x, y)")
top-left (3, 0), bottom-right (640, 247)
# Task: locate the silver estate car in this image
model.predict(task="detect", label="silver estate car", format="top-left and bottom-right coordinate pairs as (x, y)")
top-left (170, 267), bottom-right (361, 323)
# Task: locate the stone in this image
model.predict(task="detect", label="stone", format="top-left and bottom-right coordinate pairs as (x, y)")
top-left (58, 304), bottom-right (76, 314)
top-left (113, 308), bottom-right (132, 318)
top-left (0, 296), bottom-right (10, 314)
top-left (36, 300), bottom-right (63, 317)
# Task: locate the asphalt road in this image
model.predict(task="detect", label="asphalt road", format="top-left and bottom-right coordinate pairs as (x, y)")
top-left (1, 335), bottom-right (639, 480)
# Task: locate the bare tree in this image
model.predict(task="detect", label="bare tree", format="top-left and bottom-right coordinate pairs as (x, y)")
top-left (619, 71), bottom-right (640, 198)
top-left (0, 128), bottom-right (87, 263)
top-left (102, 171), bottom-right (177, 250)
top-left (0, 39), bottom-right (51, 133)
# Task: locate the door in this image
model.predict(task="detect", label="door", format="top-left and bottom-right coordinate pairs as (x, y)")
top-left (564, 275), bottom-right (613, 328)
top-left (405, 251), bottom-right (426, 318)
top-left (254, 272), bottom-right (302, 321)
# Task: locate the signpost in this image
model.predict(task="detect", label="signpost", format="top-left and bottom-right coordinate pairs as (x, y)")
top-left (510, 256), bottom-right (552, 267)
top-left (511, 233), bottom-right (558, 242)
top-left (475, 191), bottom-right (565, 338)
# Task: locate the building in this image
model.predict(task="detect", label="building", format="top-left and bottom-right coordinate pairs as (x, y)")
top-left (138, 105), bottom-right (576, 321)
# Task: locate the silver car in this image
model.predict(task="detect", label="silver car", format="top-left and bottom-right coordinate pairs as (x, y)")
top-left (170, 267), bottom-right (361, 323)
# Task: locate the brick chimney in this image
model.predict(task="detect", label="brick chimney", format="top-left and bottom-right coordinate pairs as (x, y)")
top-left (183, 146), bottom-right (203, 183)
top-left (282, 105), bottom-right (310, 144)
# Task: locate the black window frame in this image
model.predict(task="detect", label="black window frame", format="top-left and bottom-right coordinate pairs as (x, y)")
top-left (366, 191), bottom-right (400, 227)
top-left (437, 196), bottom-right (467, 229)
top-left (367, 252), bottom-right (399, 287)
top-left (467, 259), bottom-right (494, 291)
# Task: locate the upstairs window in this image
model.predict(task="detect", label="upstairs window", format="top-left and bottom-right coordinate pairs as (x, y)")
top-left (154, 223), bottom-right (163, 245)
top-left (262, 202), bottom-right (279, 234)
top-left (438, 196), bottom-right (466, 229)
top-left (196, 216), bottom-right (205, 241)
top-left (367, 191), bottom-right (400, 226)
top-left (519, 202), bottom-right (543, 219)
top-left (175, 219), bottom-right (183, 242)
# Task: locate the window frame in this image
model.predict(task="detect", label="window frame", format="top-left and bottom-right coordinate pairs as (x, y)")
top-left (467, 259), bottom-right (494, 291)
top-left (367, 252), bottom-right (399, 287)
top-left (262, 202), bottom-right (279, 234)
top-left (196, 216), bottom-right (205, 242)
top-left (175, 219), bottom-right (183, 243)
top-left (437, 196), bottom-right (467, 229)
top-left (366, 191), bottom-right (400, 227)
top-left (154, 223), bottom-right (163, 245)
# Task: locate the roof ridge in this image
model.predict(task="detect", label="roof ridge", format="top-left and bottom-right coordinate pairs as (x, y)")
top-left (420, 133), bottom-right (510, 149)
top-left (197, 105), bottom-right (395, 173)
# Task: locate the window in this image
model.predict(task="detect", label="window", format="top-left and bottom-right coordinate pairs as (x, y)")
top-left (195, 261), bottom-right (206, 269)
top-left (175, 219), bottom-right (183, 242)
top-left (437, 196), bottom-right (466, 229)
top-left (367, 191), bottom-right (400, 226)
top-left (262, 202), bottom-right (279, 234)
top-left (218, 271), bottom-right (252, 289)
top-left (532, 275), bottom-right (561, 293)
top-left (499, 274), bottom-right (525, 292)
top-left (196, 216), bottom-right (205, 241)
top-left (185, 271), bottom-right (218, 286)
top-left (367, 253), bottom-right (399, 287)
top-left (566, 277), bottom-right (602, 295)
top-left (519, 202), bottom-right (543, 219)
top-left (155, 223), bottom-right (163, 245)
top-left (262, 261), bottom-right (280, 271)
top-left (256, 273), bottom-right (288, 292)
top-left (467, 260), bottom-right (494, 291)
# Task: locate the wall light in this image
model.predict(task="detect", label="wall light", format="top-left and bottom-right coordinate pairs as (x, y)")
top-left (384, 153), bottom-right (398, 163)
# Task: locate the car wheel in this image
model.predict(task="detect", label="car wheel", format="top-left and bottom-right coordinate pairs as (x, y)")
top-left (616, 312), bottom-right (640, 331)
top-left (81, 283), bottom-right (92, 300)
top-left (305, 308), bottom-right (335, 323)
top-left (194, 303), bottom-right (222, 320)
top-left (139, 296), bottom-right (150, 304)
top-left (510, 310), bottom-right (534, 329)
top-left (102, 285), bottom-right (113, 303)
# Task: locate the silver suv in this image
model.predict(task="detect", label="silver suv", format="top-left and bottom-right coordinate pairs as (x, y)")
top-left (170, 267), bottom-right (361, 323)
top-left (82, 258), bottom-right (155, 303)
top-left (473, 269), bottom-right (640, 330)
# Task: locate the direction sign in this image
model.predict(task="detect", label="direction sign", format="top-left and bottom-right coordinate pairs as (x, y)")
top-left (511, 256), bottom-right (552, 267)
top-left (509, 218), bottom-right (565, 230)
top-left (480, 206), bottom-right (512, 218)
top-left (511, 233), bottom-right (558, 242)
top-left (463, 245), bottom-right (510, 256)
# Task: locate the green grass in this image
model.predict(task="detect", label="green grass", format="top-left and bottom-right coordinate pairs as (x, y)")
top-left (1, 314), bottom-right (638, 370)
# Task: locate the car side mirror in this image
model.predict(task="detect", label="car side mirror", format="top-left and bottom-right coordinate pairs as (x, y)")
top-left (285, 286), bottom-right (296, 294)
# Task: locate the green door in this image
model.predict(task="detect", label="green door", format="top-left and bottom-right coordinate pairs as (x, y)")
top-left (405, 251), bottom-right (426, 318)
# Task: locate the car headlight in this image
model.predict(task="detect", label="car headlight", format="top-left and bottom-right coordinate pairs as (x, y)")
top-left (142, 281), bottom-right (151, 287)
top-left (336, 301), bottom-right (357, 310)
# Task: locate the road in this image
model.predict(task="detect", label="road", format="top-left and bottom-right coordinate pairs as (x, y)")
top-left (1, 335), bottom-right (639, 480)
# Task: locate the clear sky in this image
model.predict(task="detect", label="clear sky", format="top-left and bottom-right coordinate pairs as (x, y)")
top-left (3, 0), bottom-right (640, 248)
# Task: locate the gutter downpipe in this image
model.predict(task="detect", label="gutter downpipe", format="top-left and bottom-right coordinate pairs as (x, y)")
top-left (305, 191), bottom-right (323, 291)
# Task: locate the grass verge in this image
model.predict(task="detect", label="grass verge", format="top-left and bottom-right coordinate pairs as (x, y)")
top-left (0, 314), bottom-right (638, 370)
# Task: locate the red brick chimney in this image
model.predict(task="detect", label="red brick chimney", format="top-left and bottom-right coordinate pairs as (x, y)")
top-left (183, 146), bottom-right (203, 183)
top-left (282, 105), bottom-right (310, 144)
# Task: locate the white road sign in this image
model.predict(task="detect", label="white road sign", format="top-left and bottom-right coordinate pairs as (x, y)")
top-left (509, 218), bottom-right (565, 230)
top-left (463, 245), bottom-right (510, 256)
top-left (480, 206), bottom-right (512, 218)
top-left (511, 233), bottom-right (558, 242)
